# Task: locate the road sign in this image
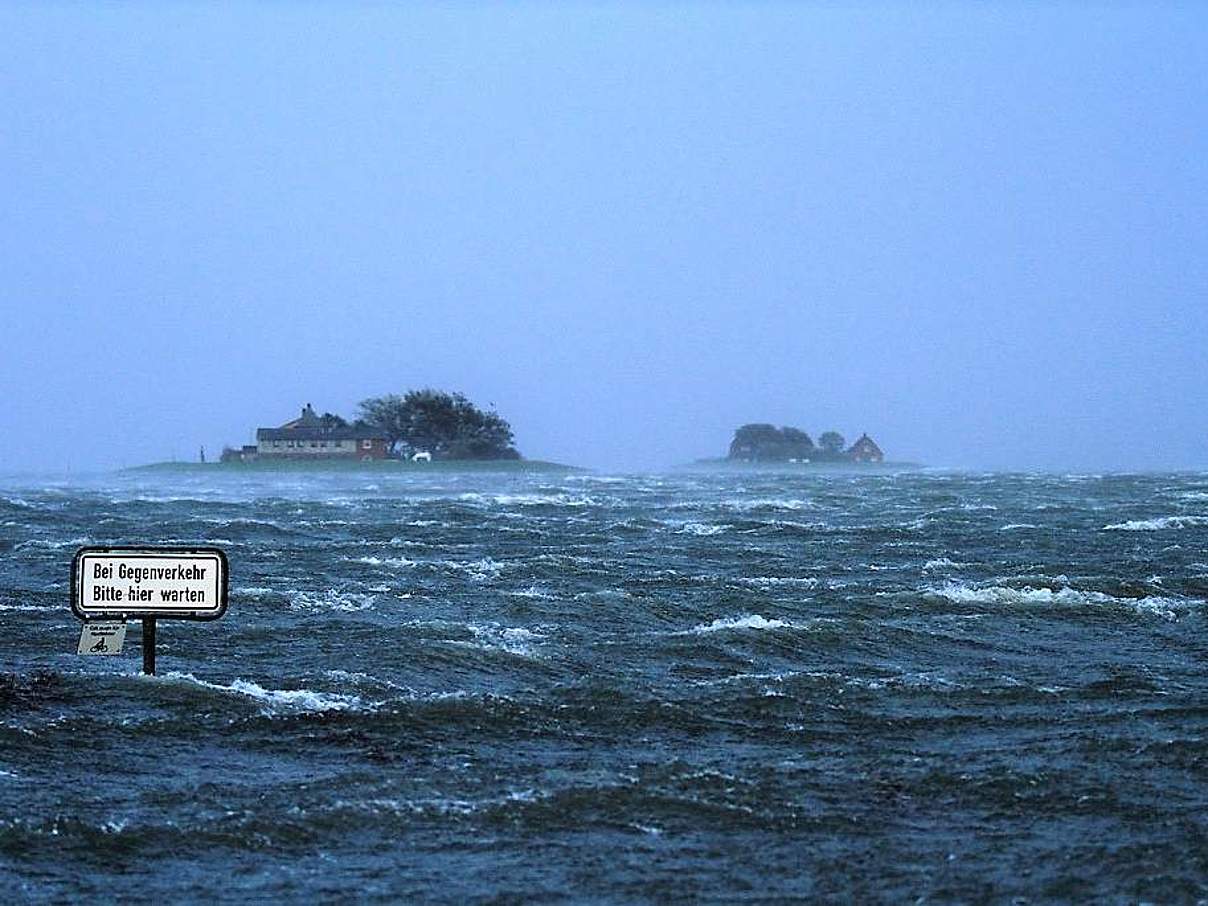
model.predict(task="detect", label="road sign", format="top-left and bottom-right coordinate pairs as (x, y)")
top-left (77, 621), bottom-right (127, 655)
top-left (71, 547), bottom-right (230, 675)
top-left (71, 547), bottom-right (229, 621)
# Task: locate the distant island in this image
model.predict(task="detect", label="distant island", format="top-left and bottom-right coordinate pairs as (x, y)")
top-left (131, 458), bottom-right (576, 475)
top-left (220, 390), bottom-right (522, 464)
top-left (724, 424), bottom-right (887, 464)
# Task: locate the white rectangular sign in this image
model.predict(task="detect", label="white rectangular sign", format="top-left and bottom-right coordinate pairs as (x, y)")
top-left (72, 547), bottom-right (229, 620)
top-left (77, 621), bottom-right (127, 654)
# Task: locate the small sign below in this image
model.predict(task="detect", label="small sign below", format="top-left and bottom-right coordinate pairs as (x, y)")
top-left (77, 621), bottom-right (127, 655)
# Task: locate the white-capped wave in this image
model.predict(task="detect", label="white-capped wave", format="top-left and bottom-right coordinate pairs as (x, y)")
top-left (720, 498), bottom-right (812, 512)
top-left (399, 618), bottom-right (547, 657)
top-left (434, 557), bottom-right (503, 581)
top-left (460, 623), bottom-right (546, 656)
top-left (698, 669), bottom-right (798, 686)
top-left (458, 492), bottom-right (599, 508)
top-left (195, 516), bottom-right (290, 529)
top-left (687, 614), bottom-right (790, 634)
top-left (565, 474), bottom-right (630, 484)
top-left (14, 537), bottom-right (90, 551)
top-left (349, 555), bottom-right (416, 569)
top-left (1103, 515), bottom-right (1208, 531)
top-left (674, 522), bottom-right (729, 536)
top-left (288, 590), bottom-right (376, 613)
top-left (925, 582), bottom-right (1188, 619)
top-left (759, 519), bottom-right (830, 531)
top-left (155, 672), bottom-right (364, 713)
top-left (505, 585), bottom-right (556, 600)
top-left (733, 576), bottom-right (818, 589)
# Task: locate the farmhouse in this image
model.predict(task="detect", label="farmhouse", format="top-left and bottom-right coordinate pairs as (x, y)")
top-left (846, 433), bottom-right (884, 463)
top-left (251, 404), bottom-right (389, 460)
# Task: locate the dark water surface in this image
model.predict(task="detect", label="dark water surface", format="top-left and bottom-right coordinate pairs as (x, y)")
top-left (2, 468), bottom-right (1208, 902)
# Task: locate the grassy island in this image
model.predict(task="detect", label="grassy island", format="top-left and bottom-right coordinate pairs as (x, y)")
top-left (127, 458), bottom-right (580, 475)
top-left (218, 390), bottom-right (536, 466)
top-left (688, 457), bottom-right (922, 472)
top-left (720, 424), bottom-right (918, 468)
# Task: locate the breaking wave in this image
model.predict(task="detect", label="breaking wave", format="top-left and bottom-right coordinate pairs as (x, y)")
top-left (686, 614), bottom-right (792, 634)
top-left (154, 672), bottom-right (366, 714)
top-left (1103, 515), bottom-right (1208, 531)
top-left (925, 582), bottom-right (1189, 618)
top-left (673, 522), bottom-right (729, 536)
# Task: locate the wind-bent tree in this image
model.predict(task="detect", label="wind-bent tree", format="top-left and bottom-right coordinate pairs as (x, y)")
top-left (357, 390), bottom-right (520, 460)
top-left (355, 395), bottom-right (410, 450)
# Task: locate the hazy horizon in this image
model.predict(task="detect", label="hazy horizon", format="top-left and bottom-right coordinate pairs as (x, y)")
top-left (2, 4), bottom-right (1205, 473)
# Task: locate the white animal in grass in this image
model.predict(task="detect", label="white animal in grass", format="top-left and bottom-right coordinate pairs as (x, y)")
top-left (411, 451), bottom-right (432, 463)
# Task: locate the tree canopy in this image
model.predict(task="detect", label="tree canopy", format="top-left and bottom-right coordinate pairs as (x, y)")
top-left (818, 431), bottom-right (846, 454)
top-left (728, 424), bottom-right (815, 461)
top-left (357, 390), bottom-right (520, 460)
top-left (728, 425), bottom-right (864, 462)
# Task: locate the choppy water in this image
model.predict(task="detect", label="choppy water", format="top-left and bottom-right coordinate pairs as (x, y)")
top-left (2, 467), bottom-right (1208, 902)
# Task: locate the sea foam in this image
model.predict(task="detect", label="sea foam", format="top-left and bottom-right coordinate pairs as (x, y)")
top-left (156, 672), bottom-right (365, 713)
top-left (925, 582), bottom-right (1186, 618)
top-left (1102, 515), bottom-right (1208, 531)
top-left (674, 522), bottom-right (730, 536)
top-left (688, 614), bottom-right (791, 633)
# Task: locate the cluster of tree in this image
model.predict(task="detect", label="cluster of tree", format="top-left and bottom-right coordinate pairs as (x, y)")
top-left (728, 424), bottom-right (848, 462)
top-left (355, 390), bottom-right (520, 460)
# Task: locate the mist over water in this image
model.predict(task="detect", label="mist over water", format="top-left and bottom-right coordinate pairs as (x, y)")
top-left (3, 467), bottom-right (1208, 900)
top-left (1, 4), bottom-right (1207, 473)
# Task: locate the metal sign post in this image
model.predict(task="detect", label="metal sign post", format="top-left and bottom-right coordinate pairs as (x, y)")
top-left (142, 618), bottom-right (157, 675)
top-left (71, 547), bottom-right (229, 675)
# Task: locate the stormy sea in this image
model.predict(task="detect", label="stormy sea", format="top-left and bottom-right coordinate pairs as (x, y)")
top-left (2, 467), bottom-right (1207, 903)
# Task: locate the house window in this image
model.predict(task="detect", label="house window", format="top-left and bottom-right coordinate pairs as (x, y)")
top-left (361, 439), bottom-right (372, 450)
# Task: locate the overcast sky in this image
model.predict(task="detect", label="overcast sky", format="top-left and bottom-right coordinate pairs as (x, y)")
top-left (1, 3), bottom-right (1205, 473)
